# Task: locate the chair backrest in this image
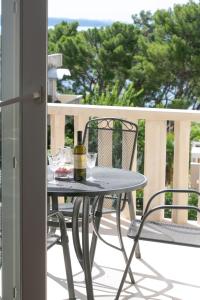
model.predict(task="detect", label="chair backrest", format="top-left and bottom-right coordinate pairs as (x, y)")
top-left (83, 118), bottom-right (138, 170)
top-left (133, 189), bottom-right (200, 247)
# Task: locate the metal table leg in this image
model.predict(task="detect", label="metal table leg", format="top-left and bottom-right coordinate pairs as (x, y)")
top-left (90, 193), bottom-right (135, 283)
top-left (72, 196), bottom-right (94, 300)
top-left (72, 197), bottom-right (84, 269)
top-left (90, 194), bottom-right (104, 267)
top-left (48, 195), bottom-right (59, 234)
top-left (82, 196), bottom-right (94, 299)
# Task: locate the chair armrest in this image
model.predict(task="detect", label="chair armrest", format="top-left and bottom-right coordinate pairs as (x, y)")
top-left (143, 188), bottom-right (200, 217)
top-left (47, 210), bottom-right (68, 242)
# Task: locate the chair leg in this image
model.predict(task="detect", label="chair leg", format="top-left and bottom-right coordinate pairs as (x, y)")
top-left (115, 238), bottom-right (139, 300)
top-left (116, 197), bottom-right (135, 284)
top-left (58, 212), bottom-right (76, 300)
top-left (127, 192), bottom-right (141, 259)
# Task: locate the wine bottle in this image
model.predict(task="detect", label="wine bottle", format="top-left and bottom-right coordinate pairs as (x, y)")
top-left (73, 131), bottom-right (86, 181)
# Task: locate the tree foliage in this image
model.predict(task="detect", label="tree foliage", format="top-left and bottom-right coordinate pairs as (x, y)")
top-left (131, 1), bottom-right (200, 108)
top-left (83, 81), bottom-right (144, 106)
top-left (48, 1), bottom-right (200, 109)
top-left (49, 21), bottom-right (139, 97)
top-left (48, 2), bottom-right (200, 187)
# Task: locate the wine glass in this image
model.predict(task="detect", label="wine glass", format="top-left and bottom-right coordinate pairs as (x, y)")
top-left (48, 154), bottom-right (60, 183)
top-left (58, 147), bottom-right (73, 165)
top-left (63, 147), bottom-right (73, 166)
top-left (87, 152), bottom-right (97, 181)
top-left (57, 147), bottom-right (74, 178)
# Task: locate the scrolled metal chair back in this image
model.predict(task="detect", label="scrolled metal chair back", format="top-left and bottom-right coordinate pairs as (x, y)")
top-left (83, 117), bottom-right (138, 170)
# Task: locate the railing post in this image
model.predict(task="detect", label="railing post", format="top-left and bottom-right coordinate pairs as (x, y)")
top-left (198, 173), bottom-right (200, 224)
top-left (48, 104), bottom-right (199, 224)
top-left (74, 115), bottom-right (89, 145)
top-left (50, 114), bottom-right (65, 154)
top-left (172, 120), bottom-right (191, 224)
top-left (144, 120), bottom-right (167, 221)
top-left (48, 79), bottom-right (57, 100)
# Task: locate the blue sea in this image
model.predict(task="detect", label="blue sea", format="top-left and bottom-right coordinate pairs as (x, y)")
top-left (48, 25), bottom-right (99, 31)
top-left (48, 17), bottom-right (113, 31)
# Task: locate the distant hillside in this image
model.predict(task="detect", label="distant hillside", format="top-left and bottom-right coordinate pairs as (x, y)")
top-left (48, 17), bottom-right (113, 28)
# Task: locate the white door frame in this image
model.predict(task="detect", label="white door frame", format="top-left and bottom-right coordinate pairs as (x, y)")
top-left (2, 0), bottom-right (47, 299)
top-left (20, 0), bottom-right (47, 299)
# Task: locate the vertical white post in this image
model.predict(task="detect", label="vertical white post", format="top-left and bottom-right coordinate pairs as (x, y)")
top-left (172, 120), bottom-right (191, 224)
top-left (144, 120), bottom-right (167, 221)
top-left (74, 114), bottom-right (89, 145)
top-left (198, 169), bottom-right (200, 224)
top-left (50, 114), bottom-right (65, 154)
top-left (48, 79), bottom-right (57, 100)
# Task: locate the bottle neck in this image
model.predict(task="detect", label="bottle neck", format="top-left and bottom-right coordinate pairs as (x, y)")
top-left (77, 131), bottom-right (82, 145)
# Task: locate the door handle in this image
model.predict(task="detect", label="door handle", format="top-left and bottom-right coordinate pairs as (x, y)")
top-left (0, 86), bottom-right (45, 108)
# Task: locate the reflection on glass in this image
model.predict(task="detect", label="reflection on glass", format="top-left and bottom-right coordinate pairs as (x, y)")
top-left (87, 152), bottom-right (97, 181)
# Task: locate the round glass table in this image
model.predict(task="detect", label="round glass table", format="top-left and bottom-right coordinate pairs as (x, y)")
top-left (48, 167), bottom-right (147, 299)
top-left (48, 166), bottom-right (147, 196)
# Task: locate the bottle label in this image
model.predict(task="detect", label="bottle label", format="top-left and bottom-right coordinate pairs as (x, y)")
top-left (74, 154), bottom-right (86, 169)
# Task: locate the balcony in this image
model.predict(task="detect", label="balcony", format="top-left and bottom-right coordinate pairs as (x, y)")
top-left (48, 102), bottom-right (200, 224)
top-left (47, 103), bottom-right (200, 299)
top-left (47, 213), bottom-right (200, 299)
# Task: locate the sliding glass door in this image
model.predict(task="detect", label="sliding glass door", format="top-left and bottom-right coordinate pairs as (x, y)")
top-left (1, 1), bottom-right (47, 299)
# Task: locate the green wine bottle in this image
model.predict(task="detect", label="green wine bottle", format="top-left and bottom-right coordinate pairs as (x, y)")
top-left (73, 131), bottom-right (86, 181)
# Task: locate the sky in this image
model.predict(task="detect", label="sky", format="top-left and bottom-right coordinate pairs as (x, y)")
top-left (48, 0), bottom-right (199, 22)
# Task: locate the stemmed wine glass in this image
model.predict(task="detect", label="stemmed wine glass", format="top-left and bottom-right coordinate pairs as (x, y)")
top-left (87, 152), bottom-right (97, 181)
top-left (58, 147), bottom-right (73, 166)
top-left (48, 154), bottom-right (60, 183)
top-left (57, 147), bottom-right (74, 178)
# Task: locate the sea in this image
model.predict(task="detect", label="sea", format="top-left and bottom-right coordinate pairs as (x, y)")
top-left (48, 25), bottom-right (98, 31)
top-left (48, 17), bottom-right (113, 31)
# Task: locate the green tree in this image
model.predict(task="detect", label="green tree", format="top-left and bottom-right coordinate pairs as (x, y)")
top-left (190, 122), bottom-right (200, 141)
top-left (132, 10), bottom-right (155, 40)
top-left (48, 21), bottom-right (79, 53)
top-left (48, 2), bottom-right (200, 109)
top-left (83, 81), bottom-right (143, 107)
top-left (48, 21), bottom-right (140, 97)
top-left (130, 1), bottom-right (200, 108)
top-left (166, 132), bottom-right (174, 185)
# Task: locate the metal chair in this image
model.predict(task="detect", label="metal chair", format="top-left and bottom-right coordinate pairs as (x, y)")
top-left (115, 189), bottom-right (200, 299)
top-left (48, 117), bottom-right (138, 284)
top-left (47, 211), bottom-right (76, 300)
top-left (83, 117), bottom-right (138, 281)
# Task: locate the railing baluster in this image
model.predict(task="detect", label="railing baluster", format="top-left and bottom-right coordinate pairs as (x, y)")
top-left (172, 120), bottom-right (191, 224)
top-left (50, 113), bottom-right (65, 154)
top-left (143, 120), bottom-right (167, 221)
top-left (48, 103), bottom-right (200, 223)
top-left (74, 115), bottom-right (89, 145)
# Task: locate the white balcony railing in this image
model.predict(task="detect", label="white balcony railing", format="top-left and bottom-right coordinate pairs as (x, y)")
top-left (48, 103), bottom-right (200, 224)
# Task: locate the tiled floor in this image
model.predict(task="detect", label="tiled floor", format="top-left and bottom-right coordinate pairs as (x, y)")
top-left (47, 214), bottom-right (200, 300)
